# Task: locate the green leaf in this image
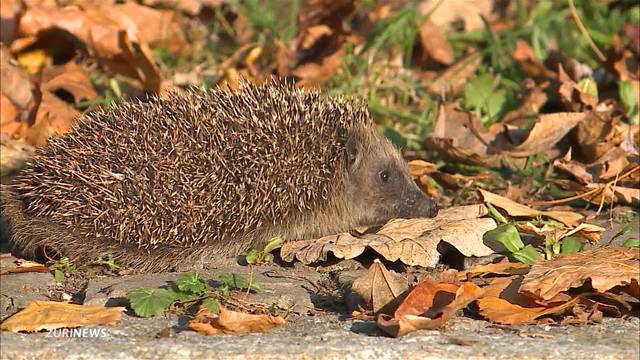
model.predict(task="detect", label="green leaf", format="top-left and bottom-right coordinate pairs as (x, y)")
top-left (176, 271), bottom-right (207, 295)
top-left (486, 202), bottom-right (509, 224)
top-left (561, 236), bottom-right (584, 254)
top-left (462, 73), bottom-right (507, 123)
top-left (219, 273), bottom-right (247, 290)
top-left (512, 245), bottom-right (543, 265)
top-left (128, 288), bottom-right (176, 317)
top-left (219, 273), bottom-right (261, 292)
top-left (576, 77), bottom-right (598, 99)
top-left (486, 224), bottom-right (525, 253)
top-left (54, 269), bottom-right (64, 284)
top-left (619, 80), bottom-right (639, 124)
top-left (622, 238), bottom-right (640, 248)
top-left (245, 249), bottom-right (261, 265)
top-left (202, 298), bottom-right (220, 314)
top-left (264, 236), bottom-right (284, 253)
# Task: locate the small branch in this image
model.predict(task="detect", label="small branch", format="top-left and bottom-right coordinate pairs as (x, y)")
top-left (568, 0), bottom-right (606, 62)
top-left (532, 166), bottom-right (640, 206)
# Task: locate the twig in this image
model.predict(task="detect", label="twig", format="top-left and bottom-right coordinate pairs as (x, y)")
top-left (568, 0), bottom-right (606, 62)
top-left (532, 165), bottom-right (640, 206)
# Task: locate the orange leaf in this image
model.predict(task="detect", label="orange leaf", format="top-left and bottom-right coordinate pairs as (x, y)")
top-left (0, 301), bottom-right (125, 332)
top-left (188, 306), bottom-right (285, 335)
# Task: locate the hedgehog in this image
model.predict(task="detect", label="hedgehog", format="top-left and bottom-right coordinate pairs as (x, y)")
top-left (0, 81), bottom-right (438, 272)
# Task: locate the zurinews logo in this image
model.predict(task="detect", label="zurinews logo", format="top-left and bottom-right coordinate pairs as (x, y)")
top-left (46, 328), bottom-right (108, 338)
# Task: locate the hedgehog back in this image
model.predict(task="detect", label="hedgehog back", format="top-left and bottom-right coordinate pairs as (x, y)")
top-left (10, 84), bottom-right (371, 263)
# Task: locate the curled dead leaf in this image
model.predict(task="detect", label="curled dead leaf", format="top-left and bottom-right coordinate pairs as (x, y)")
top-left (188, 306), bottom-right (285, 335)
top-left (377, 282), bottom-right (484, 337)
top-left (0, 301), bottom-right (125, 332)
top-left (281, 204), bottom-right (496, 267)
top-left (350, 259), bottom-right (409, 314)
top-left (479, 189), bottom-right (583, 226)
top-left (520, 247), bottom-right (640, 301)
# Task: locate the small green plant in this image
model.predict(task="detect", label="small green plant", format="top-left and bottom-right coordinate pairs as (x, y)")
top-left (47, 257), bottom-right (76, 285)
top-left (619, 80), bottom-right (639, 125)
top-left (126, 271), bottom-right (260, 317)
top-left (462, 73), bottom-right (508, 124)
top-left (484, 204), bottom-right (588, 265)
top-left (622, 238), bottom-right (640, 248)
top-left (91, 255), bottom-right (121, 271)
top-left (245, 236), bottom-right (284, 265)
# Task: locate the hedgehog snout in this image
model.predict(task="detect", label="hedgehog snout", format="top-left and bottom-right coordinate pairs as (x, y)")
top-left (403, 188), bottom-right (438, 218)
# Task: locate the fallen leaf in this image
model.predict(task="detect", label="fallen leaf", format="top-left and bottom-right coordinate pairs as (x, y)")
top-left (377, 282), bottom-right (484, 337)
top-left (426, 52), bottom-right (481, 96)
top-left (0, 0), bottom-right (22, 44)
top-left (40, 62), bottom-right (98, 104)
top-left (508, 112), bottom-right (585, 155)
top-left (418, 20), bottom-right (453, 66)
top-left (293, 46), bottom-right (344, 88)
top-left (300, 25), bottom-right (333, 49)
top-left (457, 258), bottom-right (530, 280)
top-left (477, 295), bottom-right (579, 325)
top-left (281, 204), bottom-right (496, 267)
top-left (393, 280), bottom-right (459, 319)
top-left (19, 4), bottom-right (162, 92)
top-left (520, 247), bottom-right (640, 301)
top-left (479, 189), bottom-right (583, 226)
top-left (419, 0), bottom-right (494, 31)
top-left (512, 39), bottom-right (556, 79)
top-left (0, 301), bottom-right (125, 332)
top-left (188, 306), bottom-right (285, 335)
top-left (350, 259), bottom-right (409, 313)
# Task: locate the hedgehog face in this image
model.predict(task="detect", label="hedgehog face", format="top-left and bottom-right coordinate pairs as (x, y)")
top-left (344, 128), bottom-right (438, 228)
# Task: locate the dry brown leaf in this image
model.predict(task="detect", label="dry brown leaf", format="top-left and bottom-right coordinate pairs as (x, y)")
top-left (377, 282), bottom-right (484, 337)
top-left (477, 296), bottom-right (580, 325)
top-left (0, 0), bottom-right (22, 44)
top-left (457, 258), bottom-right (530, 280)
top-left (426, 52), bottom-right (481, 96)
top-left (188, 306), bottom-right (285, 335)
top-left (0, 46), bottom-right (34, 116)
top-left (0, 301), bottom-right (125, 332)
top-left (419, 0), bottom-right (494, 31)
top-left (512, 40), bottom-right (556, 79)
top-left (509, 112), bottom-right (585, 155)
top-left (571, 112), bottom-right (626, 163)
top-left (520, 247), bottom-right (640, 301)
top-left (393, 280), bottom-right (459, 319)
top-left (479, 189), bottom-right (583, 226)
top-left (281, 204), bottom-right (496, 267)
top-left (301, 25), bottom-right (333, 49)
top-left (93, 2), bottom-right (187, 54)
top-left (41, 62), bottom-right (98, 105)
top-left (19, 5), bottom-right (162, 93)
top-left (293, 46), bottom-right (344, 88)
top-left (584, 183), bottom-right (640, 206)
top-left (351, 259), bottom-right (409, 313)
top-left (407, 159), bottom-right (438, 178)
top-left (418, 20), bottom-right (453, 66)
top-left (515, 221), bottom-right (605, 243)
top-left (425, 103), bottom-right (510, 168)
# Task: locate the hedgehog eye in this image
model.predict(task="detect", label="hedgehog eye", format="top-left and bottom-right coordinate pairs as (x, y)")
top-left (379, 170), bottom-right (390, 183)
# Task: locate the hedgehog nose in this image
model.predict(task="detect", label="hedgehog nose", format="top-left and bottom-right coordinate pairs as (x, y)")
top-left (406, 191), bottom-right (438, 218)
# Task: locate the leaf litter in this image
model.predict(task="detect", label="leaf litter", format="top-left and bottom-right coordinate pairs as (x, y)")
top-left (0, 0), bottom-right (638, 340)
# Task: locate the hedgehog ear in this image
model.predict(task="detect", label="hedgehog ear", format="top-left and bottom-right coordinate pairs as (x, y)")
top-left (345, 133), bottom-right (364, 172)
